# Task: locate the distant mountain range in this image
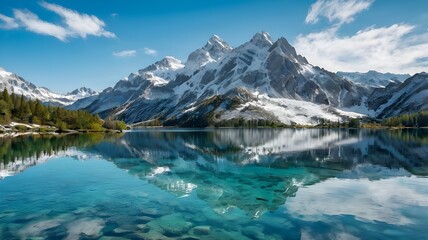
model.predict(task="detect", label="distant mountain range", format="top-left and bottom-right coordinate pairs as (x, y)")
top-left (2, 32), bottom-right (427, 125)
top-left (336, 71), bottom-right (410, 88)
top-left (0, 68), bottom-right (98, 106)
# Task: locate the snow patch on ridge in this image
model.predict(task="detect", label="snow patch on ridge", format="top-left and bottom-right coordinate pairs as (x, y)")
top-left (220, 93), bottom-right (365, 126)
top-left (0, 68), bottom-right (98, 106)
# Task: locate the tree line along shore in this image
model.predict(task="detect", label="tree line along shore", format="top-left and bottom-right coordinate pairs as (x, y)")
top-left (0, 89), bottom-right (126, 133)
top-left (1, 89), bottom-right (427, 133)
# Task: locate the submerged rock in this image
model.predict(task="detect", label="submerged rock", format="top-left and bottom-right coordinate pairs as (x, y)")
top-left (137, 215), bottom-right (155, 223)
top-left (209, 228), bottom-right (252, 240)
top-left (113, 227), bottom-right (132, 234)
top-left (137, 224), bottom-right (147, 229)
top-left (18, 219), bottom-right (63, 239)
top-left (140, 207), bottom-right (166, 217)
top-left (179, 235), bottom-right (201, 240)
top-left (99, 237), bottom-right (131, 240)
top-left (192, 225), bottom-right (211, 235)
top-left (66, 218), bottom-right (105, 240)
top-left (136, 229), bottom-right (173, 240)
top-left (242, 225), bottom-right (265, 240)
top-left (147, 213), bottom-right (193, 237)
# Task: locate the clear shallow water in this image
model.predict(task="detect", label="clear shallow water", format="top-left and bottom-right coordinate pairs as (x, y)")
top-left (0, 129), bottom-right (428, 240)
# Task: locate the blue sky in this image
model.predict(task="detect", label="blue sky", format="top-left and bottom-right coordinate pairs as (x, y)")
top-left (1, 0), bottom-right (427, 93)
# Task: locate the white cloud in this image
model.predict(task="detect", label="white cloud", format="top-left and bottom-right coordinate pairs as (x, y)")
top-left (0, 13), bottom-right (19, 29)
top-left (143, 47), bottom-right (158, 56)
top-left (13, 9), bottom-right (68, 41)
top-left (306, 0), bottom-right (373, 25)
top-left (40, 1), bottom-right (115, 39)
top-left (113, 50), bottom-right (137, 58)
top-left (299, 0), bottom-right (428, 74)
top-left (1, 2), bottom-right (115, 41)
top-left (295, 24), bottom-right (428, 74)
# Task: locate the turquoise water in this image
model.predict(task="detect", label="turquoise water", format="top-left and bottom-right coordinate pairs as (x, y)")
top-left (1, 129), bottom-right (428, 239)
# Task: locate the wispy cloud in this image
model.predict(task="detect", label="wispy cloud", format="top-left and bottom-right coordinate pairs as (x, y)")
top-left (13, 9), bottom-right (68, 41)
top-left (305, 0), bottom-right (373, 25)
top-left (0, 2), bottom-right (115, 41)
top-left (0, 13), bottom-right (19, 29)
top-left (113, 50), bottom-right (137, 58)
top-left (111, 13), bottom-right (118, 18)
top-left (297, 0), bottom-right (428, 74)
top-left (295, 24), bottom-right (428, 74)
top-left (40, 2), bottom-right (115, 39)
top-left (143, 47), bottom-right (158, 56)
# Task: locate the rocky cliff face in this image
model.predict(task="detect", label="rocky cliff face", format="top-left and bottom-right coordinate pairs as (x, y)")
top-left (68, 32), bottom-right (426, 125)
top-left (367, 73), bottom-right (428, 118)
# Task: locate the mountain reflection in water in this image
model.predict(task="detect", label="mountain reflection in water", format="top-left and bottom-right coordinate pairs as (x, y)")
top-left (1, 129), bottom-right (427, 216)
top-left (1, 129), bottom-right (428, 240)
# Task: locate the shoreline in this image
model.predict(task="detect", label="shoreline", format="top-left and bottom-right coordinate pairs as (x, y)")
top-left (0, 129), bottom-right (123, 138)
top-left (127, 126), bottom-right (428, 130)
top-left (2, 125), bottom-right (426, 138)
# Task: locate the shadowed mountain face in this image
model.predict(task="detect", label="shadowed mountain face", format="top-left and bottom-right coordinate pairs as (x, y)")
top-left (2, 129), bottom-right (428, 217)
top-left (69, 32), bottom-right (374, 126)
top-left (367, 73), bottom-right (428, 118)
top-left (68, 32), bottom-right (427, 125)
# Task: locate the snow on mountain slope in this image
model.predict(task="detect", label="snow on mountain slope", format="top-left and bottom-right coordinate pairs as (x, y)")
top-left (66, 87), bottom-right (98, 100)
top-left (121, 33), bottom-right (368, 124)
top-left (72, 32), bottom-right (426, 125)
top-left (0, 68), bottom-right (98, 106)
top-left (69, 56), bottom-right (185, 114)
top-left (72, 37), bottom-right (233, 115)
top-left (219, 93), bottom-right (364, 125)
top-left (70, 32), bottom-right (370, 125)
top-left (337, 70), bottom-right (411, 88)
top-left (185, 35), bottom-right (232, 70)
top-left (368, 72), bottom-right (428, 118)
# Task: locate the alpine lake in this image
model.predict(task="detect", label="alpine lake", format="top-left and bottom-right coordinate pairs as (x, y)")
top-left (0, 128), bottom-right (427, 240)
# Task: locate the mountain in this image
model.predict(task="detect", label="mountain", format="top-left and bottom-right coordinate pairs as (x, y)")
top-left (71, 32), bottom-right (370, 126)
top-left (185, 35), bottom-right (233, 70)
top-left (337, 70), bottom-right (411, 88)
top-left (67, 87), bottom-right (98, 98)
top-left (0, 68), bottom-right (98, 106)
top-left (367, 72), bottom-right (428, 118)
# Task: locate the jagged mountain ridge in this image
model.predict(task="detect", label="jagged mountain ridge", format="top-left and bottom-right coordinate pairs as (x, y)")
top-left (66, 87), bottom-right (98, 98)
top-left (367, 72), bottom-right (428, 118)
top-left (0, 68), bottom-right (98, 106)
top-left (72, 32), bottom-right (372, 125)
top-left (337, 71), bottom-right (411, 88)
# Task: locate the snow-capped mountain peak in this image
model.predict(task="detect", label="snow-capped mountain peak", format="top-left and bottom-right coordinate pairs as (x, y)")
top-left (154, 56), bottom-right (184, 71)
top-left (0, 68), bottom-right (13, 78)
top-left (139, 56), bottom-right (184, 74)
top-left (0, 68), bottom-right (98, 106)
top-left (368, 72), bottom-right (428, 118)
top-left (271, 38), bottom-right (300, 61)
top-left (337, 70), bottom-right (411, 88)
top-left (128, 56), bottom-right (185, 85)
top-left (67, 31), bottom-right (426, 125)
top-left (207, 35), bottom-right (231, 50)
top-left (0, 68), bottom-right (49, 100)
top-left (185, 35), bottom-right (232, 70)
top-left (250, 31), bottom-right (273, 48)
top-left (66, 87), bottom-right (98, 98)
